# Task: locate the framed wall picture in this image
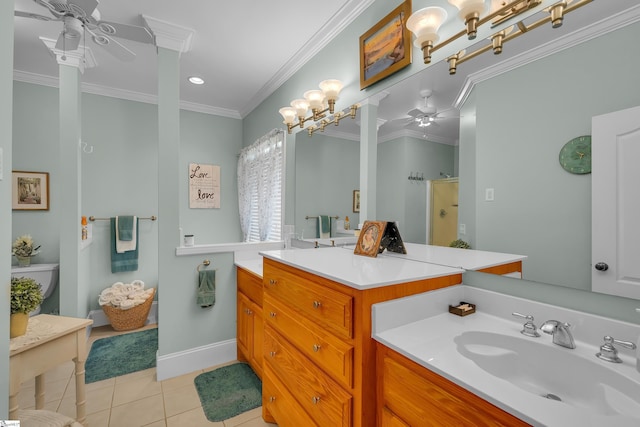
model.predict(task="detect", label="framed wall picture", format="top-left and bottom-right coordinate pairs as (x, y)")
top-left (359, 0), bottom-right (412, 90)
top-left (353, 190), bottom-right (360, 213)
top-left (189, 163), bottom-right (221, 208)
top-left (354, 220), bottom-right (386, 257)
top-left (12, 171), bottom-right (49, 210)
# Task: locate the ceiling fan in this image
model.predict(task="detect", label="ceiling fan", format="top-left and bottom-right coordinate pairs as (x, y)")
top-left (14, 0), bottom-right (154, 61)
top-left (402, 89), bottom-right (458, 128)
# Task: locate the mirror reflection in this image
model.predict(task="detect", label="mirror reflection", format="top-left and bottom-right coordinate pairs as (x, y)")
top-left (293, 1), bottom-right (640, 292)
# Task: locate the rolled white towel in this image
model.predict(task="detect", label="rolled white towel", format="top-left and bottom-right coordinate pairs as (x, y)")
top-left (111, 282), bottom-right (125, 290)
top-left (119, 299), bottom-right (135, 310)
top-left (121, 283), bottom-right (134, 295)
top-left (131, 279), bottom-right (145, 290)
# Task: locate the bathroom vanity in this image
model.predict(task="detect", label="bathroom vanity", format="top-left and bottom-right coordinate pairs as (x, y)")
top-left (258, 247), bottom-right (464, 427)
top-left (372, 285), bottom-right (640, 427)
top-left (234, 245), bottom-right (530, 426)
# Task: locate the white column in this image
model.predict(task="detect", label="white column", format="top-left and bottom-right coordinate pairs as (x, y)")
top-left (143, 16), bottom-right (194, 380)
top-left (43, 41), bottom-right (96, 317)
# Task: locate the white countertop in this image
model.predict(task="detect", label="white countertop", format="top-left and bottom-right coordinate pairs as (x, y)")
top-left (234, 258), bottom-right (263, 277)
top-left (382, 242), bottom-right (527, 271)
top-left (372, 286), bottom-right (640, 427)
top-left (260, 246), bottom-right (464, 290)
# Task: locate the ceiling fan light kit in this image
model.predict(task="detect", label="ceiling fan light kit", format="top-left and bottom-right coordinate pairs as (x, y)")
top-left (15, 0), bottom-right (155, 62)
top-left (407, 0), bottom-right (592, 74)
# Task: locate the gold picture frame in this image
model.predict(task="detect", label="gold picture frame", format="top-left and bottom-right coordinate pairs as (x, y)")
top-left (359, 0), bottom-right (412, 90)
top-left (12, 171), bottom-right (50, 211)
top-left (354, 220), bottom-right (386, 257)
top-left (353, 190), bottom-right (360, 213)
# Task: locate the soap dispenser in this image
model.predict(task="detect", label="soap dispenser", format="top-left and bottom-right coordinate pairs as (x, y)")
top-left (344, 216), bottom-right (350, 230)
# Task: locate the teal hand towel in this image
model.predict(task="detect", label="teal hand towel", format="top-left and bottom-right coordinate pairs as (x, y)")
top-left (117, 215), bottom-right (135, 241)
top-left (317, 215), bottom-right (330, 238)
top-left (198, 270), bottom-right (216, 308)
top-left (111, 217), bottom-right (139, 273)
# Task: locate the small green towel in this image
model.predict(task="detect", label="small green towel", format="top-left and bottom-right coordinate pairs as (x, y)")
top-left (198, 270), bottom-right (216, 308)
top-left (111, 217), bottom-right (139, 273)
top-left (317, 215), bottom-right (331, 238)
top-left (118, 215), bottom-right (135, 241)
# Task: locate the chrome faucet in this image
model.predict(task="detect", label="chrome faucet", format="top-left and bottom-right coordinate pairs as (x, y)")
top-left (540, 320), bottom-right (576, 349)
top-left (596, 336), bottom-right (636, 363)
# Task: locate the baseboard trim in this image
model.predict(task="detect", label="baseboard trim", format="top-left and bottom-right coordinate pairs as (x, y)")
top-left (156, 339), bottom-right (237, 381)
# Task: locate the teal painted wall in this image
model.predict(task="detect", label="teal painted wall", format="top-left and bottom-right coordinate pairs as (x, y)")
top-left (460, 22), bottom-right (640, 322)
top-left (377, 136), bottom-right (455, 243)
top-left (461, 22), bottom-right (640, 291)
top-left (294, 133), bottom-right (359, 238)
top-left (1, 0), bottom-right (13, 416)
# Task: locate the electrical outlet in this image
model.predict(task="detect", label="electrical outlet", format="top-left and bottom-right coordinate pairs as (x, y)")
top-left (459, 224), bottom-right (466, 234)
top-left (485, 188), bottom-right (494, 201)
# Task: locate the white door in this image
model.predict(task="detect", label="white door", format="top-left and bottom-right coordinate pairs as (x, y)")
top-left (592, 105), bottom-right (640, 299)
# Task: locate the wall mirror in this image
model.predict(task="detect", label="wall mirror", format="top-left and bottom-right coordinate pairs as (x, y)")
top-left (292, 0), bottom-right (640, 292)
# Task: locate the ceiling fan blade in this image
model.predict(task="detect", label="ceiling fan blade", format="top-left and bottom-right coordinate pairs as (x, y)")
top-left (90, 31), bottom-right (136, 61)
top-left (55, 29), bottom-right (81, 51)
top-left (97, 21), bottom-right (154, 44)
top-left (14, 10), bottom-right (57, 21)
top-left (406, 108), bottom-right (425, 118)
top-left (67, 0), bottom-right (99, 18)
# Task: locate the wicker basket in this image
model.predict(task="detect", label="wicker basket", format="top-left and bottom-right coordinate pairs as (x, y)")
top-left (102, 288), bottom-right (155, 331)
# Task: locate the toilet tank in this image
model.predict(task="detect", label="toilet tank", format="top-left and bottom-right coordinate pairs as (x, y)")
top-left (11, 263), bottom-right (60, 298)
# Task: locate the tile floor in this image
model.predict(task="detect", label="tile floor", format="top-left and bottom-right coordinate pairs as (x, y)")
top-left (17, 324), bottom-right (277, 427)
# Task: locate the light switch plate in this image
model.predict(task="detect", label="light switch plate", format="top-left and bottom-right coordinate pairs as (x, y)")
top-left (485, 188), bottom-right (494, 201)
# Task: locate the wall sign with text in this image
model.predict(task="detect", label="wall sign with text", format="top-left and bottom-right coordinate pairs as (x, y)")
top-left (189, 163), bottom-right (220, 209)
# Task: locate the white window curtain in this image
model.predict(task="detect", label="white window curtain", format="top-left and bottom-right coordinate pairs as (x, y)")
top-left (237, 129), bottom-right (284, 242)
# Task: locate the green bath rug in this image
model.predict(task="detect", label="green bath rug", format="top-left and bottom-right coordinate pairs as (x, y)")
top-left (85, 328), bottom-right (158, 383)
top-left (194, 363), bottom-right (262, 422)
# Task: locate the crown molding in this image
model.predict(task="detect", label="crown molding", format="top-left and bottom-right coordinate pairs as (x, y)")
top-left (40, 37), bottom-right (97, 73)
top-left (454, 5), bottom-right (640, 109)
top-left (142, 15), bottom-right (195, 54)
top-left (13, 70), bottom-right (241, 119)
top-left (238, 0), bottom-right (375, 118)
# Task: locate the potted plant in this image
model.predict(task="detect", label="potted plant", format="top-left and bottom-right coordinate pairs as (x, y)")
top-left (12, 234), bottom-right (41, 267)
top-left (449, 239), bottom-right (471, 249)
top-left (10, 276), bottom-right (43, 338)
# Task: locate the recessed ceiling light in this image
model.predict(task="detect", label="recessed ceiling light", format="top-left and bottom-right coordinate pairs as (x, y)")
top-left (188, 76), bottom-right (205, 85)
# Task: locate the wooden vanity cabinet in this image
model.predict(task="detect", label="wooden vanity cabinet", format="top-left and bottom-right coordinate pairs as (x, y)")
top-left (376, 342), bottom-right (531, 427)
top-left (236, 267), bottom-right (263, 379)
top-left (261, 257), bottom-right (462, 427)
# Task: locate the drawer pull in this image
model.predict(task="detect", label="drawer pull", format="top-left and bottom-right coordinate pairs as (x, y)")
top-left (270, 351), bottom-right (277, 357)
top-left (312, 396), bottom-right (321, 404)
top-left (270, 312), bottom-right (277, 318)
top-left (246, 308), bottom-right (253, 315)
top-left (313, 344), bottom-right (321, 352)
top-left (313, 300), bottom-right (322, 309)
top-left (269, 396), bottom-right (276, 402)
top-left (269, 279), bottom-right (278, 285)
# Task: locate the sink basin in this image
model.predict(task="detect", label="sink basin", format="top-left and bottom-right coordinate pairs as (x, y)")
top-left (454, 331), bottom-right (640, 420)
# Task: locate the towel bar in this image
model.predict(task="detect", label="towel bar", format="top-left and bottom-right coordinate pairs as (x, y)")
top-left (90, 215), bottom-right (157, 221)
top-left (305, 215), bottom-right (339, 220)
top-left (197, 260), bottom-right (211, 272)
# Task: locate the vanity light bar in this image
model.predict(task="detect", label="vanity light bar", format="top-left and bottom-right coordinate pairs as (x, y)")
top-left (448, 0), bottom-right (593, 74)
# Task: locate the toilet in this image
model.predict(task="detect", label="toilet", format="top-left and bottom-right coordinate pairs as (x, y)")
top-left (11, 263), bottom-right (59, 316)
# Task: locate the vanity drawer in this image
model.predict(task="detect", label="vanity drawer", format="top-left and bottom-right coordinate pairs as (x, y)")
top-left (264, 295), bottom-right (353, 388)
top-left (237, 267), bottom-right (263, 306)
top-left (263, 369), bottom-right (319, 427)
top-left (379, 345), bottom-right (528, 427)
top-left (263, 262), bottom-right (353, 339)
top-left (264, 326), bottom-right (352, 427)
